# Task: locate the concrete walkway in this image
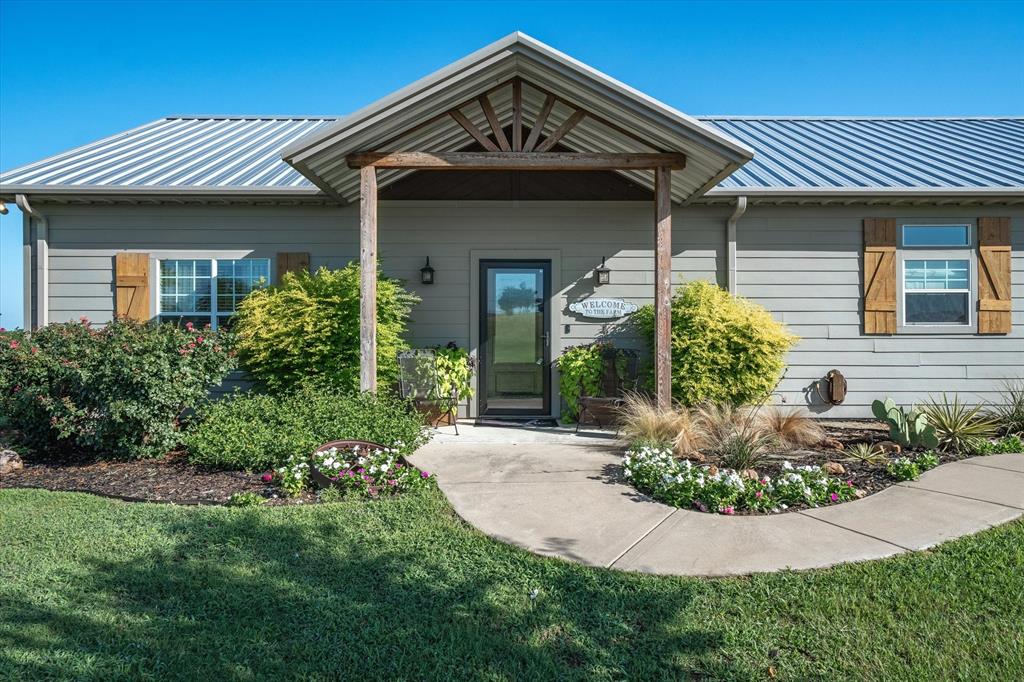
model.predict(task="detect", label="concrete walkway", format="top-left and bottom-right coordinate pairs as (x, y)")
top-left (410, 424), bottom-right (1024, 577)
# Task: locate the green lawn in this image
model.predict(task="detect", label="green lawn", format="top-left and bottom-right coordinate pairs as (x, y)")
top-left (1, 487), bottom-right (1022, 681)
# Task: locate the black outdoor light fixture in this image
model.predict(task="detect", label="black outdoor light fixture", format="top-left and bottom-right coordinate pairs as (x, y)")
top-left (420, 257), bottom-right (435, 285)
top-left (594, 256), bottom-right (611, 285)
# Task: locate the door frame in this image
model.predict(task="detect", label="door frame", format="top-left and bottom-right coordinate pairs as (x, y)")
top-left (469, 249), bottom-right (561, 418)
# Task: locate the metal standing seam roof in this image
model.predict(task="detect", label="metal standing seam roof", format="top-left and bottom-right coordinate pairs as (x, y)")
top-left (2, 116), bottom-right (1023, 197)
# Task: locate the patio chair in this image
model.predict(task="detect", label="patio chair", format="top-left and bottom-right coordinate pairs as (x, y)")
top-left (397, 349), bottom-right (460, 434)
top-left (575, 348), bottom-right (641, 435)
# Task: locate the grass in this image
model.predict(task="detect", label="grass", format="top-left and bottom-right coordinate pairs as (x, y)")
top-left (1, 487), bottom-right (1023, 680)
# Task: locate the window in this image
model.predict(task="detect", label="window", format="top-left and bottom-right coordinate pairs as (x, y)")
top-left (158, 258), bottom-right (270, 329)
top-left (898, 224), bottom-right (973, 329)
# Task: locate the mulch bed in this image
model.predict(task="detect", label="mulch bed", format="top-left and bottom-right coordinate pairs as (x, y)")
top-left (0, 450), bottom-right (315, 506)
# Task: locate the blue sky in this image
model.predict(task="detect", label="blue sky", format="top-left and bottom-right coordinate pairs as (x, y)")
top-left (2, 0), bottom-right (1023, 328)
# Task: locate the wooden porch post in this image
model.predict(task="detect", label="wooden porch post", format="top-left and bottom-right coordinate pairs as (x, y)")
top-left (359, 165), bottom-right (378, 392)
top-left (654, 166), bottom-right (672, 408)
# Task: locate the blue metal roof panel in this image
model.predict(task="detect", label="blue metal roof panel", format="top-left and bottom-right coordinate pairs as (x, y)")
top-left (2, 115), bottom-right (1022, 193)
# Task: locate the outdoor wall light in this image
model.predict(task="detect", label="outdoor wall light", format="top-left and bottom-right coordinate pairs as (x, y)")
top-left (420, 257), bottom-right (435, 285)
top-left (594, 256), bottom-right (611, 285)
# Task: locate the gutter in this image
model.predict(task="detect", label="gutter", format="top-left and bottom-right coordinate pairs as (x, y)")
top-left (15, 195), bottom-right (47, 328)
top-left (726, 196), bottom-right (747, 295)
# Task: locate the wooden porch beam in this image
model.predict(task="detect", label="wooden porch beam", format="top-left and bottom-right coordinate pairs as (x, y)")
top-left (449, 110), bottom-right (500, 152)
top-left (535, 109), bottom-right (586, 153)
top-left (359, 165), bottom-right (378, 393)
top-left (654, 166), bottom-right (673, 408)
top-left (478, 95), bottom-right (511, 152)
top-left (347, 151), bottom-right (686, 170)
top-left (522, 94), bottom-right (556, 152)
top-left (511, 79), bottom-right (523, 152)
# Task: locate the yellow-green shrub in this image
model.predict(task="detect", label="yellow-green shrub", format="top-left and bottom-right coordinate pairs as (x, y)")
top-left (232, 264), bottom-right (419, 391)
top-left (632, 280), bottom-right (797, 406)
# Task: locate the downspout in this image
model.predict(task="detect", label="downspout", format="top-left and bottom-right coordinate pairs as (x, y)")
top-left (15, 195), bottom-right (48, 328)
top-left (726, 196), bottom-right (747, 295)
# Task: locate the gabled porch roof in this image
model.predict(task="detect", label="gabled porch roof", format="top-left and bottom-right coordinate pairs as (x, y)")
top-left (280, 32), bottom-right (755, 203)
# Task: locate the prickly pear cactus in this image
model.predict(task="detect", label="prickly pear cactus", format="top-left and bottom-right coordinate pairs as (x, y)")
top-left (872, 398), bottom-right (937, 450)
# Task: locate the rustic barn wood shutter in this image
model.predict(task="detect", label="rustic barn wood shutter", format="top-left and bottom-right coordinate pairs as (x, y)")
top-left (276, 252), bottom-right (310, 282)
top-left (115, 252), bottom-right (150, 321)
top-left (863, 218), bottom-right (897, 334)
top-left (978, 217), bottom-right (1012, 334)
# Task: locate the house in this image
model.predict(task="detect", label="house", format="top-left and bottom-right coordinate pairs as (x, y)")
top-left (1, 32), bottom-right (1022, 419)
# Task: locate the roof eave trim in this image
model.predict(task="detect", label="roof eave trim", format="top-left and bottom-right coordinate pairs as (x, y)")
top-left (705, 187), bottom-right (1024, 197)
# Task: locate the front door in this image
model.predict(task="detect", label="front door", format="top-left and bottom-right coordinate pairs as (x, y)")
top-left (479, 260), bottom-right (551, 416)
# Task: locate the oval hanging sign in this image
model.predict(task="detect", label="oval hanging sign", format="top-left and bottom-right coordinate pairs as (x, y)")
top-left (568, 298), bottom-right (638, 319)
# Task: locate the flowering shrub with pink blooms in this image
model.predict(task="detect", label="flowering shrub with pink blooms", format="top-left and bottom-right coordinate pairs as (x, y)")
top-left (276, 443), bottom-right (431, 497)
top-left (0, 319), bottom-right (234, 459)
top-left (623, 445), bottom-right (859, 515)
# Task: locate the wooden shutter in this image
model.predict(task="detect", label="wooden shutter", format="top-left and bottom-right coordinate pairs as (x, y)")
top-left (978, 217), bottom-right (1012, 334)
top-left (863, 218), bottom-right (897, 334)
top-left (276, 252), bottom-right (310, 282)
top-left (115, 252), bottom-right (150, 321)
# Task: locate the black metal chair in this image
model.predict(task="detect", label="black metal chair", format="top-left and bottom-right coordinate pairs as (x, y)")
top-left (575, 348), bottom-right (641, 434)
top-left (397, 349), bottom-right (460, 434)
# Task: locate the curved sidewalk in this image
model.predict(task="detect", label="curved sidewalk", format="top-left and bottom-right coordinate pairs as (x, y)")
top-left (410, 425), bottom-right (1024, 577)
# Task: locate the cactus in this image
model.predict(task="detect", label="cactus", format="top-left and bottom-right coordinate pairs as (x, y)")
top-left (871, 398), bottom-right (939, 450)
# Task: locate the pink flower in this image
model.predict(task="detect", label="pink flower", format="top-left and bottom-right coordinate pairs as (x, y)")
top-left (185, 322), bottom-right (194, 331)
top-left (388, 479), bottom-right (398, 487)
top-left (196, 336), bottom-right (204, 344)
top-left (755, 490), bottom-right (763, 498)
top-left (722, 506), bottom-right (735, 515)
top-left (261, 472), bottom-right (273, 483)
top-left (846, 480), bottom-right (854, 487)
top-left (830, 493), bottom-right (839, 502)
top-left (420, 471), bottom-right (430, 478)
top-left (8, 340), bottom-right (19, 350)
top-left (79, 316), bottom-right (91, 326)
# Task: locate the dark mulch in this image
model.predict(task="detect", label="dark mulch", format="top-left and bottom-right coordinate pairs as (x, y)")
top-left (0, 451), bottom-right (315, 506)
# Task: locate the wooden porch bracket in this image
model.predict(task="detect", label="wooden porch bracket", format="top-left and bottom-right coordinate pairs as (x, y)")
top-left (347, 151), bottom-right (686, 170)
top-left (654, 166), bottom-right (673, 408)
top-left (359, 165), bottom-right (378, 392)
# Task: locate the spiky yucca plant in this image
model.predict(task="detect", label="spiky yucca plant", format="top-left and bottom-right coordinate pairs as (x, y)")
top-left (846, 442), bottom-right (887, 465)
top-left (921, 394), bottom-right (998, 454)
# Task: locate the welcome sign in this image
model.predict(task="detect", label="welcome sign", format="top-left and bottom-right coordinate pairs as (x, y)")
top-left (568, 298), bottom-right (639, 319)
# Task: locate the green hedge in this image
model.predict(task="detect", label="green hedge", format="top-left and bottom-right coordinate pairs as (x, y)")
top-left (184, 383), bottom-right (429, 471)
top-left (632, 280), bottom-right (797, 406)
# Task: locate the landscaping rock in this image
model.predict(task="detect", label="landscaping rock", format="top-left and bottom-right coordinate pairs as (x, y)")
top-left (740, 469), bottom-right (760, 481)
top-left (682, 451), bottom-right (707, 463)
top-left (0, 450), bottom-right (24, 475)
top-left (706, 465), bottom-right (719, 477)
top-left (824, 461), bottom-right (845, 475)
top-left (854, 488), bottom-right (868, 499)
top-left (818, 437), bottom-right (844, 451)
top-left (877, 441), bottom-right (902, 454)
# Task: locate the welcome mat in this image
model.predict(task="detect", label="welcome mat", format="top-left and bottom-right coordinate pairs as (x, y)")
top-left (474, 418), bottom-right (560, 429)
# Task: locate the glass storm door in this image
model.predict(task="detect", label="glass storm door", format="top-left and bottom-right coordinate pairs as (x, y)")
top-left (479, 260), bottom-right (551, 415)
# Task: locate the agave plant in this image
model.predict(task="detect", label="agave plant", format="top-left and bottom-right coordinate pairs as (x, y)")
top-left (846, 442), bottom-right (887, 465)
top-left (920, 394), bottom-right (998, 454)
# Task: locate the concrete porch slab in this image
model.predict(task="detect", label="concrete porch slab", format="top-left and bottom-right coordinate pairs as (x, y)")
top-left (802, 485), bottom-right (1021, 550)
top-left (901, 459), bottom-right (1024, 510)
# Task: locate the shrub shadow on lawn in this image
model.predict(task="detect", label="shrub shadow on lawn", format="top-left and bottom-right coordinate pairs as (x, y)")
top-left (0, 493), bottom-right (739, 680)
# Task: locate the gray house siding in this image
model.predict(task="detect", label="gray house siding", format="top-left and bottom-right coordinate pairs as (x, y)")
top-left (29, 201), bottom-right (1023, 418)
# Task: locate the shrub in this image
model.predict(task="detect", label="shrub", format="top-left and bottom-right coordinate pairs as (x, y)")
top-left (226, 492), bottom-right (266, 507)
top-left (0, 319), bottom-right (234, 459)
top-left (760, 407), bottom-right (825, 449)
top-left (232, 264), bottom-right (419, 392)
top-left (920, 394), bottom-right (998, 454)
top-left (184, 383), bottom-right (429, 471)
top-left (991, 380), bottom-right (1024, 436)
top-left (887, 451), bottom-right (940, 482)
top-left (632, 280), bottom-right (797, 406)
top-left (435, 343), bottom-right (475, 403)
top-left (972, 435), bottom-right (1024, 455)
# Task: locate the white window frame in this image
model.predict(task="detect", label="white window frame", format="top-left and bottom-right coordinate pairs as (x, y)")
top-left (896, 222), bottom-right (976, 334)
top-left (154, 255), bottom-right (270, 330)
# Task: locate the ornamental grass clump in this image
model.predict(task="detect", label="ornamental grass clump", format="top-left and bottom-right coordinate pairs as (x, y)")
top-left (632, 280), bottom-right (797, 406)
top-left (990, 380), bottom-right (1024, 436)
top-left (693, 403), bottom-right (776, 470)
top-left (617, 392), bottom-right (704, 454)
top-left (760, 407), bottom-right (825, 449)
top-left (623, 445), bottom-right (857, 515)
top-left (232, 264), bottom-right (419, 392)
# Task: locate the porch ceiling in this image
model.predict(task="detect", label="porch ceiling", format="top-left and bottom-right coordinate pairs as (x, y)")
top-left (280, 32), bottom-right (754, 203)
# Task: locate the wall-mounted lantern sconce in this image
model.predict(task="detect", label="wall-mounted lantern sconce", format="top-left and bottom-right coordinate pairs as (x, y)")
top-left (420, 257), bottom-right (435, 285)
top-left (594, 256), bottom-right (611, 285)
